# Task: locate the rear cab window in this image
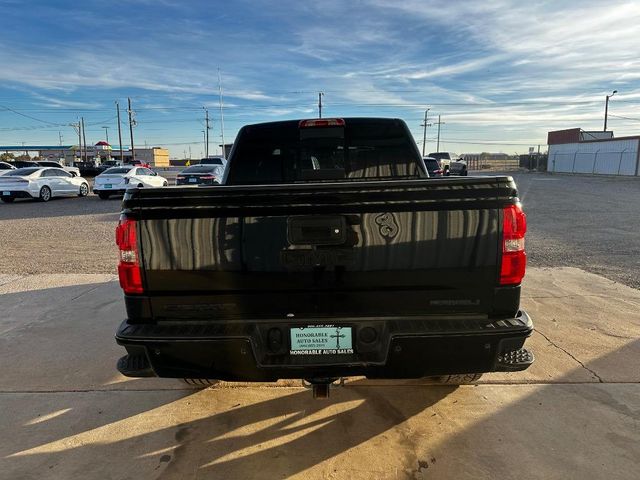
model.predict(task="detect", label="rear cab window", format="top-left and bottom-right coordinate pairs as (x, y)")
top-left (227, 118), bottom-right (424, 185)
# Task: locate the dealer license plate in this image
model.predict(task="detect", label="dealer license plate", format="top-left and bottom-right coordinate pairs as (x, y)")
top-left (189, 178), bottom-right (197, 183)
top-left (290, 325), bottom-right (353, 355)
top-left (2, 191), bottom-right (10, 196)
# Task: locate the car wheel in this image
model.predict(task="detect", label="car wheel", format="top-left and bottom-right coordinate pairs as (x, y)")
top-left (461, 168), bottom-right (468, 176)
top-left (162, 181), bottom-right (168, 186)
top-left (98, 192), bottom-right (110, 200)
top-left (39, 186), bottom-right (52, 202)
top-left (78, 183), bottom-right (89, 197)
top-left (1, 197), bottom-right (15, 203)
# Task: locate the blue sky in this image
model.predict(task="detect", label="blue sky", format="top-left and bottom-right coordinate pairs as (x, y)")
top-left (1, 0), bottom-right (640, 157)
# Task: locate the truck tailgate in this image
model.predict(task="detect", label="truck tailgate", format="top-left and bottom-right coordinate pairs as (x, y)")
top-left (123, 176), bottom-right (520, 321)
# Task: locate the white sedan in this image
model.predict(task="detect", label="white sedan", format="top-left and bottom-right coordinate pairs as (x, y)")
top-left (0, 167), bottom-right (90, 203)
top-left (0, 161), bottom-right (16, 176)
top-left (93, 165), bottom-right (168, 199)
top-left (37, 160), bottom-right (81, 178)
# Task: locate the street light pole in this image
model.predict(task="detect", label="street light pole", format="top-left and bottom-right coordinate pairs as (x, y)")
top-left (603, 90), bottom-right (617, 131)
top-left (102, 126), bottom-right (109, 143)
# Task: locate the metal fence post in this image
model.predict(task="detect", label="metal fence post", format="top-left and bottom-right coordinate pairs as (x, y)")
top-left (592, 150), bottom-right (600, 174)
top-left (572, 151), bottom-right (578, 173)
top-left (618, 148), bottom-right (628, 175)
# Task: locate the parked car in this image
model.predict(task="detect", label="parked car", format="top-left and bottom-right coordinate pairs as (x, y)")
top-left (114, 117), bottom-right (533, 398)
top-left (0, 161), bottom-right (16, 176)
top-left (127, 160), bottom-right (151, 168)
top-left (423, 157), bottom-right (443, 177)
top-left (199, 157), bottom-right (226, 166)
top-left (0, 167), bottom-right (89, 203)
top-left (10, 160), bottom-right (40, 169)
top-left (93, 166), bottom-right (168, 200)
top-left (428, 152), bottom-right (468, 176)
top-left (37, 160), bottom-right (81, 178)
top-left (176, 164), bottom-right (224, 186)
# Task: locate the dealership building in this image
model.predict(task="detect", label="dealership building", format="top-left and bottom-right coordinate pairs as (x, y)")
top-left (547, 128), bottom-right (640, 176)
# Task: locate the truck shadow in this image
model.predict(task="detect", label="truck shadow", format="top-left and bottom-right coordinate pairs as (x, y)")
top-left (3, 381), bottom-right (456, 479)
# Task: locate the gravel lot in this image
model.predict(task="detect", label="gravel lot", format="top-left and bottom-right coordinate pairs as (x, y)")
top-left (1, 171), bottom-right (639, 288)
top-left (513, 172), bottom-right (640, 289)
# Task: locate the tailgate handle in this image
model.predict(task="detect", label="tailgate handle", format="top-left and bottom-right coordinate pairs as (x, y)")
top-left (287, 216), bottom-right (347, 245)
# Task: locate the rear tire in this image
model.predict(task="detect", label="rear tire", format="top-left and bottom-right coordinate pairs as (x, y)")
top-left (78, 183), bottom-right (89, 197)
top-left (98, 192), bottom-right (110, 200)
top-left (162, 181), bottom-right (168, 186)
top-left (1, 197), bottom-right (15, 203)
top-left (39, 186), bottom-right (51, 202)
top-left (461, 168), bottom-right (468, 176)
top-left (181, 378), bottom-right (218, 388)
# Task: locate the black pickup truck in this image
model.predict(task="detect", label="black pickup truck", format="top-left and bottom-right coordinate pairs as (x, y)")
top-left (115, 118), bottom-right (533, 396)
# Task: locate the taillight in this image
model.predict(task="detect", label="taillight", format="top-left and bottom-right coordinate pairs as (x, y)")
top-left (299, 118), bottom-right (345, 128)
top-left (500, 204), bottom-right (527, 285)
top-left (176, 175), bottom-right (185, 179)
top-left (115, 218), bottom-right (143, 294)
top-left (201, 175), bottom-right (215, 180)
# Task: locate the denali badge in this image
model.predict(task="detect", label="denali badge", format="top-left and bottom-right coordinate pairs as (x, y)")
top-left (375, 212), bottom-right (399, 239)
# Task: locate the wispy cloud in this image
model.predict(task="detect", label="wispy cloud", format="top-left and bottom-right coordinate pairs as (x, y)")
top-left (1, 0), bottom-right (639, 154)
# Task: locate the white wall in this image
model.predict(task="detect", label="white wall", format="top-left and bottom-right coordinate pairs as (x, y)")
top-left (548, 139), bottom-right (640, 176)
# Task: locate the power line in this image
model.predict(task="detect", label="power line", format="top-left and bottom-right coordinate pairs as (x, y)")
top-left (609, 113), bottom-right (640, 122)
top-left (438, 138), bottom-right (540, 146)
top-left (0, 104), bottom-right (67, 126)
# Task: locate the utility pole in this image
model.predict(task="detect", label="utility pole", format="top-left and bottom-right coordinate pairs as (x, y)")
top-left (318, 92), bottom-right (324, 118)
top-left (218, 68), bottom-right (225, 156)
top-left (603, 90), bottom-right (617, 131)
top-left (116, 101), bottom-right (124, 164)
top-left (81, 117), bottom-right (87, 162)
top-left (188, 146), bottom-right (192, 159)
top-left (102, 126), bottom-right (109, 143)
top-left (204, 107), bottom-right (210, 158)
top-left (71, 121), bottom-right (81, 163)
top-left (202, 130), bottom-right (206, 157)
top-left (58, 131), bottom-right (64, 163)
top-left (421, 108), bottom-right (431, 156)
top-left (127, 97), bottom-right (136, 163)
top-left (434, 115), bottom-right (445, 153)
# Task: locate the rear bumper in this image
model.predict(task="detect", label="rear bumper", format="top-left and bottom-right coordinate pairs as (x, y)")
top-left (93, 187), bottom-right (126, 195)
top-left (1, 189), bottom-right (36, 199)
top-left (115, 311), bottom-right (534, 381)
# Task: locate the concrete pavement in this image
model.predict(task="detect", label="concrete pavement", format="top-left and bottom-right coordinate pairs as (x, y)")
top-left (1, 268), bottom-right (639, 479)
